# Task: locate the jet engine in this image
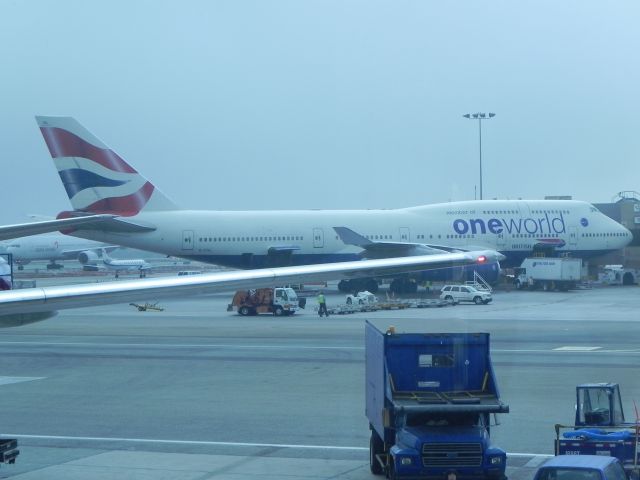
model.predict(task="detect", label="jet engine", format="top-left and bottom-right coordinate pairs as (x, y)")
top-left (78, 250), bottom-right (100, 265)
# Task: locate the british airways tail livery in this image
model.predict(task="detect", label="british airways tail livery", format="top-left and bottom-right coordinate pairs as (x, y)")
top-left (35, 116), bottom-right (632, 288)
top-left (37, 116), bottom-right (176, 216)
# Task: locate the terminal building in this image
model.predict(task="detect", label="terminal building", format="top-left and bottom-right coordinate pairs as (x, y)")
top-left (592, 192), bottom-right (640, 268)
top-left (545, 192), bottom-right (640, 270)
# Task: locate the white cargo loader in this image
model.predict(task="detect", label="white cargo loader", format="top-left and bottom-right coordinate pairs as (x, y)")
top-left (514, 258), bottom-right (582, 291)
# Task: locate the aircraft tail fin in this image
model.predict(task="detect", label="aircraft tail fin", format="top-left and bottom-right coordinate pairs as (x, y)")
top-left (36, 116), bottom-right (177, 216)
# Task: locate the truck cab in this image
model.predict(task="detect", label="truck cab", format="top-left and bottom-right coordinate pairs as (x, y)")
top-left (575, 383), bottom-right (624, 427)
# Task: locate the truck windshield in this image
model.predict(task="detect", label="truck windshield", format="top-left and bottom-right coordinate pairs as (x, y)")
top-left (537, 468), bottom-right (602, 480)
top-left (578, 387), bottom-right (616, 425)
top-left (405, 412), bottom-right (481, 427)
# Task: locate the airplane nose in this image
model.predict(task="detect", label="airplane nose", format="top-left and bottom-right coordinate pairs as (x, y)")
top-left (620, 224), bottom-right (633, 247)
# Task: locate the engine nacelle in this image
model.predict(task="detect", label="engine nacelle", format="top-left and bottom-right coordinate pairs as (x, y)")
top-left (78, 250), bottom-right (100, 265)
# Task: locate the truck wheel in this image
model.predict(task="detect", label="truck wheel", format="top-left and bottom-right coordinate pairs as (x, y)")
top-left (474, 296), bottom-right (483, 305)
top-left (239, 306), bottom-right (250, 316)
top-left (387, 458), bottom-right (397, 480)
top-left (369, 431), bottom-right (384, 475)
top-left (273, 306), bottom-right (284, 316)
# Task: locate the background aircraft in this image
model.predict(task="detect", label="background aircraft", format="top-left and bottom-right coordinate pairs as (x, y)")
top-left (34, 116), bottom-right (631, 292)
top-left (101, 250), bottom-right (151, 278)
top-left (4, 233), bottom-right (116, 270)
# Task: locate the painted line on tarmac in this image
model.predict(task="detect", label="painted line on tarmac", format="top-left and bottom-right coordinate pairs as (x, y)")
top-left (1, 342), bottom-right (640, 355)
top-left (7, 434), bottom-right (368, 451)
top-left (0, 341), bottom-right (362, 350)
top-left (5, 433), bottom-right (552, 458)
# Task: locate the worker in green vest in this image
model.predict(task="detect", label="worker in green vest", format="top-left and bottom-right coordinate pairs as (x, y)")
top-left (317, 291), bottom-right (329, 317)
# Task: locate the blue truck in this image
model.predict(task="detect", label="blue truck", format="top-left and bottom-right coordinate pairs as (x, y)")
top-left (365, 322), bottom-right (509, 480)
top-left (555, 383), bottom-right (640, 478)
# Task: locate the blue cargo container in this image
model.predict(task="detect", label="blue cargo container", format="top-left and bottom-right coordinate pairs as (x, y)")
top-left (365, 321), bottom-right (509, 480)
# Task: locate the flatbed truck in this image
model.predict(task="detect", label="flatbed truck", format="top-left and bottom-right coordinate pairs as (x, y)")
top-left (366, 322), bottom-right (509, 480)
top-left (555, 383), bottom-right (640, 479)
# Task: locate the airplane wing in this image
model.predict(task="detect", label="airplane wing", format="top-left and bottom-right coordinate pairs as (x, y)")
top-left (0, 250), bottom-right (503, 327)
top-left (334, 227), bottom-right (497, 257)
top-left (0, 215), bottom-right (116, 241)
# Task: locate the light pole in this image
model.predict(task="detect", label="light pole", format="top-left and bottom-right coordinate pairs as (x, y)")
top-left (463, 112), bottom-right (495, 200)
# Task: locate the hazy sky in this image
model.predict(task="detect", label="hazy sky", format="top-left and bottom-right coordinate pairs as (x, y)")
top-left (2, 1), bottom-right (639, 224)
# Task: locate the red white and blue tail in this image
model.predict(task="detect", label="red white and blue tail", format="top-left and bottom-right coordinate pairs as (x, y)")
top-left (36, 116), bottom-right (177, 216)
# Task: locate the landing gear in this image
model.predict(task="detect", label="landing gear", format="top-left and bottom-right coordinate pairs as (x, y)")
top-left (389, 278), bottom-right (417, 295)
top-left (338, 278), bottom-right (379, 294)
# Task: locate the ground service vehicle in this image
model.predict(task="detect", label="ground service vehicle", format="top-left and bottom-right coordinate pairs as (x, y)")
top-left (346, 290), bottom-right (378, 305)
top-left (0, 438), bottom-right (19, 466)
top-left (534, 455), bottom-right (628, 480)
top-left (439, 285), bottom-right (492, 304)
top-left (227, 287), bottom-right (302, 316)
top-left (514, 257), bottom-right (582, 291)
top-left (365, 322), bottom-right (509, 480)
top-left (599, 265), bottom-right (640, 286)
top-left (555, 383), bottom-right (640, 477)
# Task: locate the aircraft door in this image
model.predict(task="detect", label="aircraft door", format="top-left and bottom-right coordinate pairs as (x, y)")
top-left (313, 228), bottom-right (324, 248)
top-left (182, 230), bottom-right (194, 250)
top-left (399, 227), bottom-right (410, 242)
top-left (569, 226), bottom-right (578, 247)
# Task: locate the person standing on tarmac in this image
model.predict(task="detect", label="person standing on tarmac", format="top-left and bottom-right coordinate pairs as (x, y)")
top-left (317, 291), bottom-right (329, 317)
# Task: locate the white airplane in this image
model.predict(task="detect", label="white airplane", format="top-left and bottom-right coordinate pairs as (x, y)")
top-left (4, 233), bottom-right (116, 270)
top-left (0, 249), bottom-right (503, 327)
top-left (30, 116), bottom-right (631, 293)
top-left (101, 250), bottom-right (151, 278)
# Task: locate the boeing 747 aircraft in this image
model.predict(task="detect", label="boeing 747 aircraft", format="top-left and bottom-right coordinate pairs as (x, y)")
top-left (34, 116), bottom-right (632, 292)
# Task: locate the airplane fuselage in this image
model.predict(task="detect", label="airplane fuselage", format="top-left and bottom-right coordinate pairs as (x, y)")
top-left (68, 199), bottom-right (631, 270)
top-left (5, 234), bottom-right (110, 265)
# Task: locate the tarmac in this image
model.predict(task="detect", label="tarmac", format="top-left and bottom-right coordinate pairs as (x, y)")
top-left (1, 272), bottom-right (639, 479)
